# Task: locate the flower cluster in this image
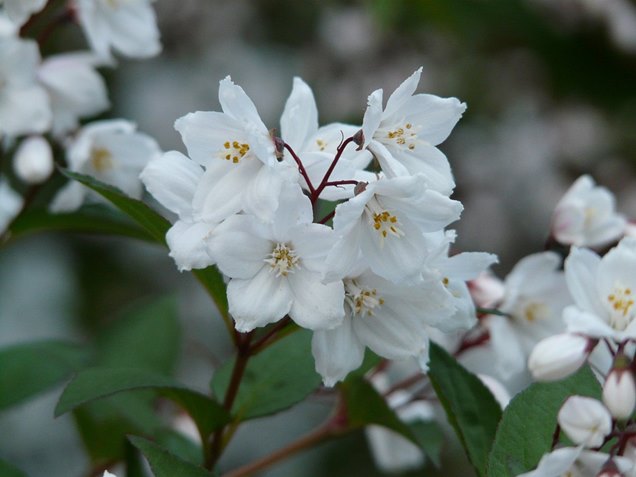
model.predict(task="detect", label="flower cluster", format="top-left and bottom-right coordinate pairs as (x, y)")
top-left (141, 68), bottom-right (497, 385)
top-left (0, 0), bottom-right (162, 234)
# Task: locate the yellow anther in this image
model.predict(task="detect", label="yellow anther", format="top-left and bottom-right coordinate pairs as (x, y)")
top-left (90, 147), bottom-right (113, 172)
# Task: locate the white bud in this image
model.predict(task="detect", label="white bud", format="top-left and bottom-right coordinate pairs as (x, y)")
top-left (528, 333), bottom-right (592, 381)
top-left (558, 396), bottom-right (612, 448)
top-left (602, 369), bottom-right (636, 420)
top-left (103, 472), bottom-right (117, 477)
top-left (13, 136), bottom-right (53, 184)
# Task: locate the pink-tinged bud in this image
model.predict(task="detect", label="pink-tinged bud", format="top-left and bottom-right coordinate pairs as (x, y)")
top-left (273, 136), bottom-right (285, 160)
top-left (602, 367), bottom-right (636, 420)
top-left (352, 129), bottom-right (364, 150)
top-left (13, 136), bottom-right (53, 184)
top-left (558, 396), bottom-right (612, 447)
top-left (528, 333), bottom-right (594, 382)
top-left (354, 181), bottom-right (368, 196)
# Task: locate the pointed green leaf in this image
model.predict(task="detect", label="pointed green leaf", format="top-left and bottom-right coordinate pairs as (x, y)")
top-left (61, 169), bottom-right (170, 244)
top-left (487, 366), bottom-right (601, 477)
top-left (428, 343), bottom-right (502, 477)
top-left (211, 330), bottom-right (321, 420)
top-left (56, 368), bottom-right (230, 437)
top-left (0, 340), bottom-right (89, 410)
top-left (130, 436), bottom-right (214, 477)
top-left (410, 420), bottom-right (444, 468)
top-left (8, 204), bottom-right (154, 243)
top-left (340, 376), bottom-right (418, 445)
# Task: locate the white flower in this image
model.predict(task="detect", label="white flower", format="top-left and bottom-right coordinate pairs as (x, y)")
top-left (558, 396), bottom-right (612, 447)
top-left (0, 178), bottom-right (22, 234)
top-left (563, 238), bottom-right (636, 341)
top-left (517, 447), bottom-right (632, 477)
top-left (13, 135), bottom-right (53, 184)
top-left (103, 472), bottom-right (117, 477)
top-left (75, 0), bottom-right (161, 60)
top-left (360, 67), bottom-right (465, 195)
top-left (175, 76), bottom-right (296, 224)
top-left (528, 333), bottom-right (592, 381)
top-left (140, 150), bottom-right (215, 271)
top-left (0, 35), bottom-right (51, 137)
top-left (484, 252), bottom-right (571, 379)
top-left (209, 184), bottom-right (344, 332)
top-left (552, 175), bottom-right (626, 248)
top-left (325, 175), bottom-right (463, 283)
top-left (603, 367), bottom-right (636, 420)
top-left (51, 119), bottom-right (161, 212)
top-left (312, 268), bottom-right (455, 386)
top-left (38, 52), bottom-right (109, 137)
top-left (280, 77), bottom-right (372, 200)
top-left (1, 0), bottom-right (46, 27)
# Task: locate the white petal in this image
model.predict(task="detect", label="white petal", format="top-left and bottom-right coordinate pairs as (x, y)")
top-left (227, 267), bottom-right (293, 331)
top-left (140, 151), bottom-right (202, 217)
top-left (391, 145), bottom-right (455, 194)
top-left (361, 89), bottom-right (383, 148)
top-left (311, 317), bottom-right (365, 386)
top-left (244, 163), bottom-right (300, 224)
top-left (516, 446), bottom-right (583, 477)
top-left (49, 181), bottom-right (86, 213)
top-left (565, 247), bottom-right (606, 317)
top-left (288, 270), bottom-right (344, 330)
top-left (165, 220), bottom-right (215, 271)
top-left (485, 315), bottom-right (526, 379)
top-left (383, 67), bottom-right (423, 119)
top-left (0, 179), bottom-right (23, 233)
top-left (445, 252), bottom-right (498, 281)
top-left (323, 225), bottom-right (363, 283)
top-left (289, 223), bottom-right (336, 274)
top-left (280, 77), bottom-right (318, 151)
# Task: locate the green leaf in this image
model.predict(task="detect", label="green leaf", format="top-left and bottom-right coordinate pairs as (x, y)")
top-left (428, 343), bottom-right (502, 477)
top-left (0, 340), bottom-right (89, 410)
top-left (97, 296), bottom-right (180, 375)
top-left (61, 169), bottom-right (170, 244)
top-left (56, 368), bottom-right (230, 437)
top-left (130, 436), bottom-right (214, 477)
top-left (8, 204), bottom-right (154, 243)
top-left (0, 459), bottom-right (28, 477)
top-left (211, 330), bottom-right (321, 420)
top-left (487, 367), bottom-right (601, 477)
top-left (410, 420), bottom-right (445, 468)
top-left (340, 376), bottom-right (418, 445)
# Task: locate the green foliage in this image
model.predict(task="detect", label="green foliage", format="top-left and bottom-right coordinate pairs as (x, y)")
top-left (487, 367), bottom-right (601, 477)
top-left (0, 459), bottom-right (28, 477)
top-left (130, 436), bottom-right (216, 477)
top-left (8, 204), bottom-right (154, 243)
top-left (428, 343), bottom-right (502, 477)
top-left (340, 376), bottom-right (418, 446)
top-left (211, 330), bottom-right (321, 420)
top-left (409, 420), bottom-right (445, 468)
top-left (0, 340), bottom-right (89, 410)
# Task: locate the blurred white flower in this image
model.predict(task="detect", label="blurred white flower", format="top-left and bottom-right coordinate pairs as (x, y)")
top-left (528, 333), bottom-right (592, 381)
top-left (74, 0), bottom-right (161, 60)
top-left (51, 119), bottom-right (161, 212)
top-left (0, 0), bottom-right (46, 27)
top-left (0, 35), bottom-right (51, 137)
top-left (38, 52), bottom-right (109, 137)
top-left (103, 471), bottom-right (117, 477)
top-left (552, 175), bottom-right (626, 248)
top-left (13, 135), bottom-right (53, 184)
top-left (558, 396), bottom-right (612, 447)
top-left (517, 447), bottom-right (632, 477)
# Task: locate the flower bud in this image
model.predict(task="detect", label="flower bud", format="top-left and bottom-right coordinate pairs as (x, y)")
top-left (558, 396), bottom-right (612, 447)
top-left (13, 136), bottom-right (53, 184)
top-left (528, 333), bottom-right (593, 381)
top-left (596, 458), bottom-right (625, 477)
top-left (602, 365), bottom-right (636, 420)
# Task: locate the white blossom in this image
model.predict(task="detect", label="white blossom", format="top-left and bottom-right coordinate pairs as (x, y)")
top-left (51, 119), bottom-right (160, 212)
top-left (38, 52), bottom-right (109, 137)
top-left (552, 175), bottom-right (626, 248)
top-left (74, 0), bottom-right (161, 60)
top-left (360, 67), bottom-right (465, 195)
top-left (517, 447), bottom-right (632, 477)
top-left (557, 396), bottom-right (612, 448)
top-left (563, 238), bottom-right (636, 341)
top-left (0, 35), bottom-right (51, 137)
top-left (13, 135), bottom-right (53, 184)
top-left (1, 0), bottom-right (46, 27)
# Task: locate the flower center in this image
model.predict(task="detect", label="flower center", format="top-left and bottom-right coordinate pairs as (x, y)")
top-left (90, 147), bottom-right (114, 172)
top-left (365, 197), bottom-right (404, 246)
top-left (381, 122), bottom-right (422, 151)
top-left (264, 243), bottom-right (300, 277)
top-left (607, 286), bottom-right (635, 330)
top-left (345, 279), bottom-right (384, 317)
top-left (520, 301), bottom-right (550, 323)
top-left (220, 140), bottom-right (250, 164)
top-left (315, 139), bottom-right (327, 151)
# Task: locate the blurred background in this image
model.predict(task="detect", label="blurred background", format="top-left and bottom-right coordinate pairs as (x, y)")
top-left (2, 0), bottom-right (636, 475)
